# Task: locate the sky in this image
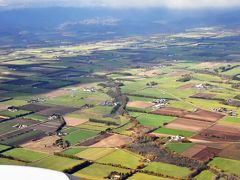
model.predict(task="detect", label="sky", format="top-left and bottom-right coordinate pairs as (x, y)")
top-left (1, 0), bottom-right (240, 9)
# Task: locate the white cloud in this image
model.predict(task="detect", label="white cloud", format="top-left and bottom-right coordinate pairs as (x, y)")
top-left (1, 0), bottom-right (240, 9)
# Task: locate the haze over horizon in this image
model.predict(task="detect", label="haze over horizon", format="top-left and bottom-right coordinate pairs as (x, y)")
top-left (1, 0), bottom-right (240, 9)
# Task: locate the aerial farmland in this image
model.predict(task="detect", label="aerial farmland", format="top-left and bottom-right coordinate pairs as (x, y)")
top-left (0, 26), bottom-right (239, 180)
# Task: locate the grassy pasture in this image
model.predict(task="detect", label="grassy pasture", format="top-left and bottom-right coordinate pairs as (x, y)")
top-left (77, 121), bottom-right (116, 131)
top-left (0, 144), bottom-right (11, 152)
top-left (0, 157), bottom-right (25, 166)
top-left (165, 142), bottom-right (194, 153)
top-left (23, 114), bottom-right (48, 122)
top-left (2, 148), bottom-right (48, 162)
top-left (193, 170), bottom-right (216, 180)
top-left (63, 128), bottom-right (99, 145)
top-left (143, 162), bottom-right (191, 178)
top-left (129, 173), bottom-right (171, 180)
top-left (219, 117), bottom-right (240, 125)
top-left (62, 147), bottom-right (87, 156)
top-left (97, 149), bottom-right (143, 169)
top-left (136, 113), bottom-right (175, 128)
top-left (74, 163), bottom-right (129, 180)
top-left (0, 99), bottom-right (28, 106)
top-left (209, 157), bottom-right (240, 176)
top-left (30, 155), bottom-right (85, 171)
top-left (154, 127), bottom-right (194, 137)
top-left (0, 110), bottom-right (30, 118)
top-left (128, 95), bottom-right (155, 102)
top-left (75, 148), bottom-right (115, 161)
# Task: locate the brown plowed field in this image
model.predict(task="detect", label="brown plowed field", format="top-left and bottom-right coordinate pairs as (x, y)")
top-left (64, 116), bottom-right (88, 127)
top-left (36, 106), bottom-right (78, 116)
top-left (190, 93), bottom-right (216, 99)
top-left (183, 109), bottom-right (225, 122)
top-left (19, 104), bottom-right (51, 112)
top-left (192, 147), bottom-right (221, 161)
top-left (179, 83), bottom-right (195, 89)
top-left (42, 89), bottom-right (67, 98)
top-left (0, 104), bottom-right (8, 111)
top-left (152, 107), bottom-right (188, 117)
top-left (219, 143), bottom-right (240, 160)
top-left (165, 118), bottom-right (212, 132)
top-left (192, 124), bottom-right (240, 142)
top-left (127, 101), bottom-right (154, 109)
top-left (90, 134), bottom-right (133, 148)
top-left (182, 144), bottom-right (206, 158)
top-left (21, 135), bottom-right (62, 154)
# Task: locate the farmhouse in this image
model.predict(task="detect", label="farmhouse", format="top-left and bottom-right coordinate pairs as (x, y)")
top-left (7, 106), bottom-right (19, 112)
top-left (170, 135), bottom-right (185, 142)
top-left (83, 87), bottom-right (96, 92)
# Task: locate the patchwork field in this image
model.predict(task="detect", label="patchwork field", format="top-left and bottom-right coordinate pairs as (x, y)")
top-left (30, 155), bottom-right (85, 171)
top-left (1, 148), bottom-right (48, 162)
top-left (154, 127), bottom-right (195, 137)
top-left (209, 157), bottom-right (240, 176)
top-left (74, 163), bottom-right (130, 180)
top-left (96, 149), bottom-right (143, 169)
top-left (0, 28), bottom-right (239, 179)
top-left (143, 162), bottom-right (192, 179)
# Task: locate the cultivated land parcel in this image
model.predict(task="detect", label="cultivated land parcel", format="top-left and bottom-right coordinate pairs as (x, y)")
top-left (0, 27), bottom-right (239, 179)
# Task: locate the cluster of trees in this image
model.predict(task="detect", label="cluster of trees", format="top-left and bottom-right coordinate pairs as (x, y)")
top-left (223, 99), bottom-right (240, 107)
top-left (128, 141), bottom-right (202, 169)
top-left (63, 161), bottom-right (92, 174)
top-left (146, 81), bottom-right (158, 87)
top-left (232, 83), bottom-right (240, 89)
top-left (89, 118), bottom-right (120, 126)
top-left (177, 74), bottom-right (193, 82)
top-left (54, 138), bottom-right (70, 149)
top-left (106, 171), bottom-right (134, 180)
top-left (107, 83), bottom-right (128, 115)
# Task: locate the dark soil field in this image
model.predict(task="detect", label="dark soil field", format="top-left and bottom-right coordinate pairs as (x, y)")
top-left (36, 106), bottom-right (78, 116)
top-left (182, 144), bottom-right (207, 158)
top-left (192, 147), bottom-right (221, 161)
top-left (2, 79), bottom-right (34, 86)
top-left (190, 93), bottom-right (216, 99)
top-left (0, 129), bottom-right (46, 146)
top-left (152, 107), bottom-right (188, 117)
top-left (179, 84), bottom-right (195, 89)
top-left (192, 125), bottom-right (240, 142)
top-left (19, 104), bottom-right (51, 112)
top-left (165, 118), bottom-right (212, 132)
top-left (219, 143), bottom-right (240, 160)
top-left (183, 109), bottom-right (225, 122)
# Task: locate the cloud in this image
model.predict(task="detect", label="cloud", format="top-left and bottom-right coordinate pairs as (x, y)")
top-left (1, 0), bottom-right (240, 9)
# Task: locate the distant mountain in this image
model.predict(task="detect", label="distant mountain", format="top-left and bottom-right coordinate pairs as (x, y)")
top-left (0, 7), bottom-right (240, 48)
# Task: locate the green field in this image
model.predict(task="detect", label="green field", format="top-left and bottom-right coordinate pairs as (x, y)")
top-left (63, 128), bottom-right (99, 145)
top-left (136, 113), bottom-right (175, 128)
top-left (0, 144), bottom-right (11, 152)
top-left (128, 95), bottom-right (155, 102)
top-left (75, 148), bottom-right (115, 161)
top-left (0, 110), bottom-right (30, 118)
top-left (23, 114), bottom-right (48, 122)
top-left (165, 142), bottom-right (194, 153)
top-left (97, 149), bottom-right (142, 169)
top-left (74, 163), bottom-right (129, 180)
top-left (193, 170), bottom-right (216, 180)
top-left (0, 157), bottom-right (25, 166)
top-left (30, 155), bottom-right (85, 171)
top-left (209, 157), bottom-right (240, 176)
top-left (129, 173), bottom-right (172, 180)
top-left (219, 117), bottom-right (240, 125)
top-left (154, 127), bottom-right (194, 137)
top-left (2, 148), bottom-right (48, 162)
top-left (62, 147), bottom-right (88, 156)
top-left (143, 162), bottom-right (191, 178)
